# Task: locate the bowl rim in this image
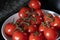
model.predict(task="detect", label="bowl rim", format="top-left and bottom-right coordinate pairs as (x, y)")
top-left (1, 13), bottom-right (18, 40)
top-left (1, 9), bottom-right (60, 40)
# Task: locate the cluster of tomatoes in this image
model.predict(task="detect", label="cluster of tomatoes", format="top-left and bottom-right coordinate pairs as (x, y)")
top-left (4, 0), bottom-right (60, 40)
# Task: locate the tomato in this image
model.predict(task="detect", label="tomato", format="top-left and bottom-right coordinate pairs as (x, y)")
top-left (44, 13), bottom-right (54, 23)
top-left (35, 16), bottom-right (43, 24)
top-left (18, 7), bottom-right (30, 18)
top-left (4, 23), bottom-right (16, 36)
top-left (16, 18), bottom-right (22, 23)
top-left (23, 22), bottom-right (30, 31)
top-left (44, 28), bottom-right (58, 40)
top-left (32, 12), bottom-right (37, 18)
top-left (16, 18), bottom-right (23, 26)
top-left (30, 16), bottom-right (43, 25)
top-left (50, 16), bottom-right (60, 30)
top-left (28, 0), bottom-right (41, 9)
top-left (12, 30), bottom-right (28, 40)
top-left (35, 9), bottom-right (43, 17)
top-left (29, 32), bottom-right (46, 40)
top-left (28, 25), bottom-right (37, 33)
top-left (32, 9), bottom-right (43, 17)
top-left (39, 22), bottom-right (47, 32)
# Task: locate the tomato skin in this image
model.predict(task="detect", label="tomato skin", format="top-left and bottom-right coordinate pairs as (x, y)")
top-left (18, 7), bottom-right (30, 18)
top-left (39, 22), bottom-right (48, 32)
top-left (28, 25), bottom-right (37, 33)
top-left (39, 24), bottom-right (46, 32)
top-left (28, 0), bottom-right (41, 9)
top-left (44, 28), bottom-right (58, 40)
top-left (16, 18), bottom-right (23, 25)
top-left (39, 26), bottom-right (44, 32)
top-left (16, 19), bottom-right (22, 23)
top-left (30, 16), bottom-right (43, 25)
top-left (12, 30), bottom-right (28, 40)
top-left (50, 16), bottom-right (60, 29)
top-left (31, 12), bottom-right (39, 18)
top-left (29, 32), bottom-right (45, 40)
top-left (23, 23), bottom-right (29, 31)
top-left (44, 14), bottom-right (54, 23)
top-left (4, 23), bottom-right (16, 36)
top-left (35, 9), bottom-right (43, 17)
top-left (35, 16), bottom-right (42, 24)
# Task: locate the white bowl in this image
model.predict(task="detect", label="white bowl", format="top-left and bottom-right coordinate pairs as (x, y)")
top-left (1, 10), bottom-right (60, 40)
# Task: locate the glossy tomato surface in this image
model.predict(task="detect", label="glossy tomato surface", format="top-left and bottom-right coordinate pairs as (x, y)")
top-left (50, 16), bottom-right (60, 29)
top-left (28, 0), bottom-right (41, 9)
top-left (18, 7), bottom-right (30, 18)
top-left (44, 28), bottom-right (58, 40)
top-left (4, 23), bottom-right (16, 36)
top-left (12, 30), bottom-right (28, 40)
top-left (28, 25), bottom-right (37, 33)
top-left (29, 32), bottom-right (45, 40)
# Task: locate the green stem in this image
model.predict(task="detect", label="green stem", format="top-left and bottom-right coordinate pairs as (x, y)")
top-left (34, 31), bottom-right (39, 36)
top-left (46, 21), bottom-right (50, 28)
top-left (32, 17), bottom-right (36, 22)
top-left (15, 23), bottom-right (24, 32)
top-left (41, 22), bottom-right (46, 26)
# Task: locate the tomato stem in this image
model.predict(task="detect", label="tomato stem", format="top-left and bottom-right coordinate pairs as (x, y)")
top-left (15, 23), bottom-right (24, 32)
top-left (46, 21), bottom-right (50, 28)
top-left (50, 19), bottom-right (54, 22)
top-left (34, 31), bottom-right (39, 36)
top-left (32, 17), bottom-right (36, 22)
top-left (19, 27), bottom-right (24, 32)
top-left (31, 8), bottom-right (34, 12)
top-left (12, 18), bottom-right (15, 24)
top-left (41, 22), bottom-right (46, 26)
top-left (25, 22), bottom-right (30, 26)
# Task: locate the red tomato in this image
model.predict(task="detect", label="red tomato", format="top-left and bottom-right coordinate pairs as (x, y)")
top-left (35, 9), bottom-right (43, 17)
top-left (29, 32), bottom-right (45, 40)
top-left (35, 16), bottom-right (43, 24)
top-left (4, 23), bottom-right (16, 36)
top-left (12, 30), bottom-right (28, 40)
top-left (39, 22), bottom-right (47, 32)
top-left (44, 14), bottom-right (54, 23)
top-left (44, 28), bottom-right (58, 40)
top-left (28, 25), bottom-right (37, 33)
top-left (31, 10), bottom-right (38, 17)
top-left (23, 22), bottom-right (30, 31)
top-left (32, 11), bottom-right (39, 18)
top-left (28, 0), bottom-right (41, 9)
top-left (50, 16), bottom-right (60, 29)
top-left (30, 16), bottom-right (43, 25)
top-left (16, 18), bottom-right (22, 23)
top-left (18, 7), bottom-right (30, 18)
top-left (16, 18), bottom-right (23, 25)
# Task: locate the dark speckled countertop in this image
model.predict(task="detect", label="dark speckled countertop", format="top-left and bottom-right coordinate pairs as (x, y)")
top-left (0, 0), bottom-right (29, 22)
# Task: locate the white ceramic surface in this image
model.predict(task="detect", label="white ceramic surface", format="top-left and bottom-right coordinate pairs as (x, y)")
top-left (1, 10), bottom-right (60, 40)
